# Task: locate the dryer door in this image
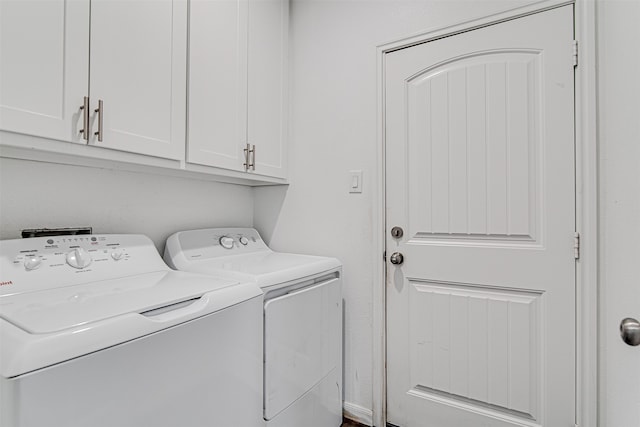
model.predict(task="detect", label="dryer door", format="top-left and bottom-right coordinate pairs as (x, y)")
top-left (263, 277), bottom-right (341, 420)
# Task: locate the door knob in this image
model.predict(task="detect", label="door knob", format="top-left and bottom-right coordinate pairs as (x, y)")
top-left (620, 317), bottom-right (640, 346)
top-left (390, 252), bottom-right (404, 265)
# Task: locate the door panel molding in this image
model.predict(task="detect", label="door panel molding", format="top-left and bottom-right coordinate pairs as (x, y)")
top-left (405, 49), bottom-right (543, 244)
top-left (407, 280), bottom-right (542, 420)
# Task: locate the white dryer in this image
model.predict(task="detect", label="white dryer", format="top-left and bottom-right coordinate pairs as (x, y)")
top-left (164, 227), bottom-right (343, 427)
top-left (0, 234), bottom-right (263, 427)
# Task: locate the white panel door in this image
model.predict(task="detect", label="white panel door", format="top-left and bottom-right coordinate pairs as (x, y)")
top-left (0, 0), bottom-right (89, 143)
top-left (247, 0), bottom-right (287, 178)
top-left (188, 0), bottom-right (248, 171)
top-left (385, 6), bottom-right (576, 427)
top-left (89, 0), bottom-right (187, 160)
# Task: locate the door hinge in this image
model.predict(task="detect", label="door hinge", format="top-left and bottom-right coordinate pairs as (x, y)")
top-left (572, 40), bottom-right (578, 67)
top-left (574, 232), bottom-right (580, 259)
top-left (383, 251), bottom-right (386, 262)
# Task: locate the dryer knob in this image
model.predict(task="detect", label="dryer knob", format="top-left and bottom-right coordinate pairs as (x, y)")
top-left (219, 236), bottom-right (235, 249)
top-left (239, 236), bottom-right (249, 246)
top-left (66, 248), bottom-right (93, 269)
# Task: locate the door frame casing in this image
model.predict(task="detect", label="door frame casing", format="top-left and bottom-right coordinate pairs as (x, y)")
top-left (373, 1), bottom-right (598, 426)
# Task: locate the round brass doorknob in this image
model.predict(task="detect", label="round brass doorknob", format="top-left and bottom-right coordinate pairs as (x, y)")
top-left (390, 252), bottom-right (404, 265)
top-left (620, 317), bottom-right (640, 346)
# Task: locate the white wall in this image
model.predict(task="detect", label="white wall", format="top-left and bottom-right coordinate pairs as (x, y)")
top-left (597, 0), bottom-right (640, 425)
top-left (254, 0), bottom-right (539, 419)
top-left (0, 157), bottom-right (254, 251)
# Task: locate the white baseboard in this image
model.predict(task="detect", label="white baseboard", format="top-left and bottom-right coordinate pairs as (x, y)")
top-left (343, 401), bottom-right (373, 426)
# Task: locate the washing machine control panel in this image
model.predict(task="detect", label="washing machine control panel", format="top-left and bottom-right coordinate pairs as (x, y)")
top-left (10, 236), bottom-right (131, 272)
top-left (0, 234), bottom-right (167, 297)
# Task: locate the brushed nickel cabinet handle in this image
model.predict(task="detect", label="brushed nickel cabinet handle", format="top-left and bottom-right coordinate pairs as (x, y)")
top-left (243, 143), bottom-right (256, 171)
top-left (243, 143), bottom-right (250, 171)
top-left (250, 144), bottom-right (256, 171)
top-left (94, 99), bottom-right (103, 142)
top-left (79, 96), bottom-right (90, 140)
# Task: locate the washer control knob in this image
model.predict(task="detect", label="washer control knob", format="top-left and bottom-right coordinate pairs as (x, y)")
top-left (219, 236), bottom-right (235, 249)
top-left (66, 248), bottom-right (92, 269)
top-left (24, 255), bottom-right (42, 271)
top-left (239, 236), bottom-right (249, 246)
top-left (111, 250), bottom-right (124, 261)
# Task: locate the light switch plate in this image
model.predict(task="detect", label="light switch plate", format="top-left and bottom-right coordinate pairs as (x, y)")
top-left (349, 170), bottom-right (363, 193)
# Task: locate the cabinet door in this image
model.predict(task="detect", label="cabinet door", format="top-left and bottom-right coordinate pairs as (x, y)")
top-left (89, 0), bottom-right (187, 160)
top-left (0, 0), bottom-right (89, 143)
top-left (247, 0), bottom-right (287, 178)
top-left (187, 0), bottom-right (248, 172)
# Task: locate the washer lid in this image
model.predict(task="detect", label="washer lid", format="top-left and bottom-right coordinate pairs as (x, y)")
top-left (0, 271), bottom-right (263, 377)
top-left (175, 251), bottom-right (341, 288)
top-left (0, 271), bottom-right (239, 334)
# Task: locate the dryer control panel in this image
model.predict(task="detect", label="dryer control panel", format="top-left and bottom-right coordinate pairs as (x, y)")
top-left (167, 228), bottom-right (270, 263)
top-left (0, 235), bottom-right (167, 297)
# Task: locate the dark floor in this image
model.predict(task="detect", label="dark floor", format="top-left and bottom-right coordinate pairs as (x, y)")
top-left (342, 419), bottom-right (367, 427)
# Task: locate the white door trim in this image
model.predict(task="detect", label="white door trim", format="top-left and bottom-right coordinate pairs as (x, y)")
top-left (573, 1), bottom-right (599, 426)
top-left (373, 1), bottom-right (598, 426)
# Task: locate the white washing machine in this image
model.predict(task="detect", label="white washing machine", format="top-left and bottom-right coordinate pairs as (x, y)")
top-left (164, 227), bottom-right (343, 427)
top-left (0, 234), bottom-right (263, 427)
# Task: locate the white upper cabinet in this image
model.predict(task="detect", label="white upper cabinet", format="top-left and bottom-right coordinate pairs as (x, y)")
top-left (0, 0), bottom-right (89, 143)
top-left (188, 0), bottom-right (248, 172)
top-left (247, 0), bottom-right (288, 178)
top-left (89, 0), bottom-right (186, 160)
top-left (188, 0), bottom-right (288, 178)
top-left (0, 0), bottom-right (186, 161)
top-left (1, 0), bottom-right (285, 184)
